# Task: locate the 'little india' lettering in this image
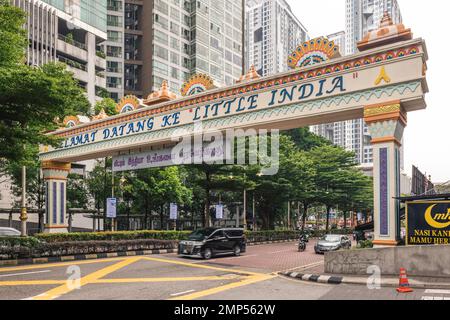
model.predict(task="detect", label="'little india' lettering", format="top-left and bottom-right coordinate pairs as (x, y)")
top-left (192, 75), bottom-right (345, 121)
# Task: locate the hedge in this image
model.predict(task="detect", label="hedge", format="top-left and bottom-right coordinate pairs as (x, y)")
top-left (0, 237), bottom-right (41, 248)
top-left (34, 229), bottom-right (354, 244)
top-left (1, 239), bottom-right (177, 260)
top-left (34, 230), bottom-right (191, 243)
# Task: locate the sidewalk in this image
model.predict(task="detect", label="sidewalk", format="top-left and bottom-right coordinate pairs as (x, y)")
top-left (280, 267), bottom-right (450, 289)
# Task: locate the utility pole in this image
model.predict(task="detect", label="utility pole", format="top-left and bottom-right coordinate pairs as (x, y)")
top-left (20, 166), bottom-right (27, 237)
top-left (287, 201), bottom-right (291, 230)
top-left (243, 188), bottom-right (247, 230)
top-left (252, 194), bottom-right (256, 231)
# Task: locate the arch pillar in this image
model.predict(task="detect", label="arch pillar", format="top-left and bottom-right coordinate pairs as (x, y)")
top-left (364, 101), bottom-right (407, 247)
top-left (41, 161), bottom-right (71, 233)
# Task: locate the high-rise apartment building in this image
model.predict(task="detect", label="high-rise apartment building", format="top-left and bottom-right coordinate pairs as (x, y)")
top-left (245, 0), bottom-right (308, 77)
top-left (105, 0), bottom-right (125, 102)
top-left (327, 31), bottom-right (346, 56)
top-left (312, 0), bottom-right (402, 165)
top-left (11, 0), bottom-right (108, 105)
top-left (119, 0), bottom-right (244, 99)
top-left (345, 0), bottom-right (402, 55)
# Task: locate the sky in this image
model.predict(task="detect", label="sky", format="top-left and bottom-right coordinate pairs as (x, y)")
top-left (288, 0), bottom-right (450, 183)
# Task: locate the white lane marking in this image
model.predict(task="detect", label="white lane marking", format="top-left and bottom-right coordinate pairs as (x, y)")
top-left (170, 290), bottom-right (195, 297)
top-left (424, 289), bottom-right (450, 295)
top-left (0, 270), bottom-right (51, 278)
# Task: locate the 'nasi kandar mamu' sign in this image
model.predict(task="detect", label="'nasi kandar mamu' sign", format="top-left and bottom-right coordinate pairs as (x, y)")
top-left (407, 201), bottom-right (450, 245)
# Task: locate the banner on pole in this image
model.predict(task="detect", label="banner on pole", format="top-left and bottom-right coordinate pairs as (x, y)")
top-left (170, 203), bottom-right (178, 220)
top-left (106, 198), bottom-right (117, 219)
top-left (216, 205), bottom-right (224, 220)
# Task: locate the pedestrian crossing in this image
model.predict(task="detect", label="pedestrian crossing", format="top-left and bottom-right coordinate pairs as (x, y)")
top-left (421, 289), bottom-right (450, 300)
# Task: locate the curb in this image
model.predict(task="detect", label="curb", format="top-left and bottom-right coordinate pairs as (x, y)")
top-left (0, 249), bottom-right (177, 267)
top-left (280, 271), bottom-right (450, 289)
top-left (280, 271), bottom-right (344, 285)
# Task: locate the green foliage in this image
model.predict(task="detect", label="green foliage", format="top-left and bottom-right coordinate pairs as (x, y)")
top-left (245, 230), bottom-right (301, 242)
top-left (35, 231), bottom-right (191, 243)
top-left (65, 33), bottom-right (74, 45)
top-left (95, 98), bottom-right (118, 116)
top-left (0, 236), bottom-right (41, 248)
top-left (0, 3), bottom-right (90, 164)
top-left (67, 173), bottom-right (89, 209)
top-left (0, 1), bottom-right (26, 66)
top-left (285, 127), bottom-right (331, 151)
top-left (357, 240), bottom-right (374, 249)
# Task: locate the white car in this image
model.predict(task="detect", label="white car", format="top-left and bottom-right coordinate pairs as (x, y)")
top-left (0, 228), bottom-right (21, 237)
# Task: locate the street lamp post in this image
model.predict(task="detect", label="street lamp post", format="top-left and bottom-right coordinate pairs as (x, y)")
top-left (243, 189), bottom-right (248, 229)
top-left (20, 166), bottom-right (28, 237)
top-left (252, 194), bottom-right (256, 232)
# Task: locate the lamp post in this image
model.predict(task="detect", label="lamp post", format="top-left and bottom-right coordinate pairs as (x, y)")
top-left (243, 172), bottom-right (247, 230)
top-left (20, 166), bottom-right (27, 237)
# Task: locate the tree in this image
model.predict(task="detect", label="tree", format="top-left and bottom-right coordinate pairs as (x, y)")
top-left (285, 127), bottom-right (331, 151)
top-left (123, 167), bottom-right (192, 229)
top-left (307, 144), bottom-right (374, 232)
top-left (0, 1), bottom-right (90, 163)
top-left (95, 98), bottom-right (118, 116)
top-left (67, 174), bottom-right (89, 209)
top-left (0, 1), bottom-right (26, 67)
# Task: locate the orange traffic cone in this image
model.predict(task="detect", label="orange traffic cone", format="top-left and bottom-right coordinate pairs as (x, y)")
top-left (396, 268), bottom-right (413, 293)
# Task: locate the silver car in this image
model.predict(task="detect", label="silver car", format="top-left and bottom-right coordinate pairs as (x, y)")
top-left (0, 227), bottom-right (21, 237)
top-left (314, 235), bottom-right (352, 254)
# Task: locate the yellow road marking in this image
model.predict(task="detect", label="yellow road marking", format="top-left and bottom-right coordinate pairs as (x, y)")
top-left (170, 274), bottom-right (275, 300)
top-left (0, 280), bottom-right (66, 286)
top-left (93, 275), bottom-right (242, 284)
top-left (142, 256), bottom-right (258, 276)
top-left (0, 275), bottom-right (242, 287)
top-left (0, 257), bottom-right (129, 273)
top-left (30, 257), bottom-right (142, 300)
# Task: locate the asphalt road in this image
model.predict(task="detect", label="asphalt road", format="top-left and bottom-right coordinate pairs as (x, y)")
top-left (0, 242), bottom-right (443, 300)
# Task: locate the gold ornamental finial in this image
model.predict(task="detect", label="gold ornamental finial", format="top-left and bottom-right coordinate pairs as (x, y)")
top-left (237, 65), bottom-right (261, 84)
top-left (380, 11), bottom-right (394, 28)
top-left (92, 108), bottom-right (108, 121)
top-left (357, 11), bottom-right (412, 51)
top-left (144, 80), bottom-right (177, 106)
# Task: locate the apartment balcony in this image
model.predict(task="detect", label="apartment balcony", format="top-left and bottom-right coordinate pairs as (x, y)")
top-left (65, 64), bottom-right (89, 84)
top-left (95, 55), bottom-right (107, 70)
top-left (95, 70), bottom-right (106, 87)
top-left (57, 35), bottom-right (88, 62)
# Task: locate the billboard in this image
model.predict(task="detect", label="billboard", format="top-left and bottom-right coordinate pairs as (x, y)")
top-left (406, 201), bottom-right (450, 245)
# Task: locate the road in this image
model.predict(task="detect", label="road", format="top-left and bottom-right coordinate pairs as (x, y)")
top-left (0, 241), bottom-right (442, 300)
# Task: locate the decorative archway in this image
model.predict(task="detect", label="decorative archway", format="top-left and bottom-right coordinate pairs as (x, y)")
top-left (39, 14), bottom-right (428, 246)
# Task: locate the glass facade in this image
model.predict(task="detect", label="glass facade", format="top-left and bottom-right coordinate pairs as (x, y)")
top-left (42, 0), bottom-right (107, 33)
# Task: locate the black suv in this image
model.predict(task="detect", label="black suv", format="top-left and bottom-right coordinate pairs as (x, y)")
top-left (178, 228), bottom-right (246, 260)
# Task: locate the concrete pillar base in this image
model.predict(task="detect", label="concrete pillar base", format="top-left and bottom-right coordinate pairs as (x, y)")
top-left (44, 226), bottom-right (69, 234)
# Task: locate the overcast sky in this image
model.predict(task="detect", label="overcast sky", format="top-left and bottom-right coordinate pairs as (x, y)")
top-left (288, 0), bottom-right (450, 183)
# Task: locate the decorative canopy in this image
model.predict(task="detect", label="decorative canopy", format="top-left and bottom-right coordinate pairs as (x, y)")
top-left (357, 12), bottom-right (413, 52)
top-left (236, 65), bottom-right (261, 84)
top-left (116, 95), bottom-right (141, 114)
top-left (144, 81), bottom-right (177, 106)
top-left (63, 115), bottom-right (90, 128)
top-left (92, 108), bottom-right (108, 121)
top-left (180, 74), bottom-right (216, 96)
top-left (288, 37), bottom-right (340, 69)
